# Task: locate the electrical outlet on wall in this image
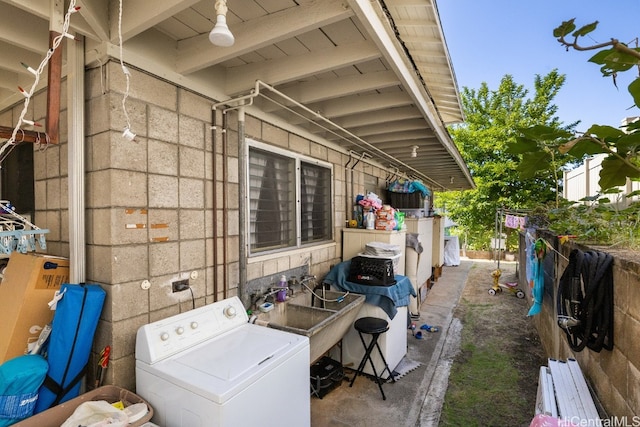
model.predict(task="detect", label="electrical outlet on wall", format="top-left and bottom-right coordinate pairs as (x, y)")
top-left (172, 279), bottom-right (190, 292)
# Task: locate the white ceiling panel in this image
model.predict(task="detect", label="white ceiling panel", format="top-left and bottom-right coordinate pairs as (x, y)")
top-left (0, 0), bottom-right (472, 190)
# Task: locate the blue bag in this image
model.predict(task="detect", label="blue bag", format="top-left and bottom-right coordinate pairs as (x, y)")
top-left (34, 283), bottom-right (105, 413)
top-left (0, 355), bottom-right (48, 426)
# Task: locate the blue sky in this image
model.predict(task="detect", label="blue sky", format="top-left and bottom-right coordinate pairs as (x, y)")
top-left (437, 0), bottom-right (640, 132)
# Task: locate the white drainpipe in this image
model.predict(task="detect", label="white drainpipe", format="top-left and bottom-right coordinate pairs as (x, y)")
top-left (67, 34), bottom-right (85, 283)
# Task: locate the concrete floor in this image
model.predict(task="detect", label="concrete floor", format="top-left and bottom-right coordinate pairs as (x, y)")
top-left (310, 260), bottom-right (473, 427)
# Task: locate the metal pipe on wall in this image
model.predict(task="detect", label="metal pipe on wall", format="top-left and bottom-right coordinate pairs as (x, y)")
top-left (237, 107), bottom-right (247, 301)
top-left (211, 103), bottom-right (248, 302)
top-left (345, 154), bottom-right (353, 226)
top-left (211, 109), bottom-right (219, 301)
top-left (222, 110), bottom-right (229, 300)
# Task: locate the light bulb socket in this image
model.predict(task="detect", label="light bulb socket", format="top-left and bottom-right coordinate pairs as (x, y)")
top-left (209, 15), bottom-right (234, 47)
top-left (123, 128), bottom-right (137, 142)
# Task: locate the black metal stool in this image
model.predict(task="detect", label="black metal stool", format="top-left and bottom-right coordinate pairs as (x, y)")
top-left (349, 317), bottom-right (396, 400)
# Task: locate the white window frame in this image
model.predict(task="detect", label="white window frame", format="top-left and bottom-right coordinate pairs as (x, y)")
top-left (246, 139), bottom-right (334, 256)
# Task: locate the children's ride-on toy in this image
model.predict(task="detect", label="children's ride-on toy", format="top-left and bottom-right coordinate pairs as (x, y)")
top-left (488, 269), bottom-right (525, 299)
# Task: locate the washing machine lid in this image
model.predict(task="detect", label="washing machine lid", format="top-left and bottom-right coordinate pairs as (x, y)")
top-left (137, 323), bottom-right (308, 404)
top-left (177, 326), bottom-right (290, 380)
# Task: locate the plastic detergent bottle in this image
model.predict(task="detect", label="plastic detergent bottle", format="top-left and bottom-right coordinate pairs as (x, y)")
top-left (276, 275), bottom-right (288, 302)
top-left (366, 210), bottom-right (375, 230)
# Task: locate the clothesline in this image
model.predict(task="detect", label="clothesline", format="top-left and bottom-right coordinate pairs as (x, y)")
top-left (526, 232), bottom-right (569, 262)
top-left (504, 214), bottom-right (526, 230)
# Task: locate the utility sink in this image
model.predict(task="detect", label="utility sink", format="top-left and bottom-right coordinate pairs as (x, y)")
top-left (259, 290), bottom-right (365, 364)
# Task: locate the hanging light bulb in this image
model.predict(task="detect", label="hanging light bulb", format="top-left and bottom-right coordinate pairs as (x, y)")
top-left (209, 0), bottom-right (235, 47)
top-left (411, 145), bottom-right (418, 158)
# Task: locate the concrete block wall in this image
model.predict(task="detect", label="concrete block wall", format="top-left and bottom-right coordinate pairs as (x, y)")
top-left (25, 81), bottom-right (69, 257)
top-left (526, 231), bottom-right (640, 419)
top-left (81, 62), bottom-right (220, 389)
top-left (12, 59), bottom-right (390, 391)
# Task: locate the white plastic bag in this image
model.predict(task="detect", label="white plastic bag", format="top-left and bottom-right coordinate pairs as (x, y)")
top-left (61, 400), bottom-right (128, 427)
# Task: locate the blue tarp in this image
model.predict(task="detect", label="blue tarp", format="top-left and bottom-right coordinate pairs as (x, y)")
top-left (387, 180), bottom-right (430, 197)
top-left (323, 261), bottom-right (416, 319)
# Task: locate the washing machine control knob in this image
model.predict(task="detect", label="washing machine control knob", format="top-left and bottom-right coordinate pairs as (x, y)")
top-left (223, 306), bottom-right (237, 318)
top-left (176, 326), bottom-right (184, 335)
top-left (190, 321), bottom-right (198, 329)
top-left (160, 332), bottom-right (170, 341)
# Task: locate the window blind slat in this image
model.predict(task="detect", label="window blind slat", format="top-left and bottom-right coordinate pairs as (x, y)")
top-left (249, 148), bottom-right (295, 251)
top-left (249, 147), bottom-right (331, 253)
top-left (300, 162), bottom-right (331, 243)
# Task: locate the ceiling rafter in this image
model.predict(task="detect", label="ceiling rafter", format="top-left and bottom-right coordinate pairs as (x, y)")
top-left (298, 106), bottom-right (422, 134)
top-left (394, 19), bottom-right (438, 28)
top-left (259, 72), bottom-right (400, 119)
top-left (1, 0), bottom-right (49, 20)
top-left (225, 40), bottom-right (380, 95)
top-left (0, 69), bottom-right (17, 90)
top-left (365, 129), bottom-right (436, 144)
top-left (379, 142), bottom-right (443, 152)
top-left (177, 0), bottom-right (353, 74)
top-left (345, 118), bottom-right (429, 137)
top-left (110, 0), bottom-right (200, 44)
top-left (334, 106), bottom-right (421, 128)
top-left (0, 41), bottom-right (44, 75)
top-left (75, 0), bottom-right (109, 41)
top-left (311, 91), bottom-right (411, 119)
top-left (0, 3), bottom-right (48, 52)
top-left (277, 70), bottom-right (399, 106)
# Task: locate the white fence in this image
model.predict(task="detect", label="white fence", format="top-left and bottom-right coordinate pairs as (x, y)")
top-left (563, 154), bottom-right (640, 208)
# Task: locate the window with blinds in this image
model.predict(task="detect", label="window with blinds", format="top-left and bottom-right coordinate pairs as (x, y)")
top-left (300, 162), bottom-right (331, 243)
top-left (248, 143), bottom-right (332, 254)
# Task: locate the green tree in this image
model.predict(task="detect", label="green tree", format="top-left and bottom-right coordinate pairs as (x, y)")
top-left (507, 20), bottom-right (640, 248)
top-left (516, 19), bottom-right (640, 191)
top-left (437, 71), bottom-right (574, 250)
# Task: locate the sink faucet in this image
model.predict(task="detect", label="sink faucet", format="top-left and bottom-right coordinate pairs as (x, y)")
top-left (300, 274), bottom-right (316, 288)
top-left (270, 286), bottom-right (293, 297)
top-left (260, 286), bottom-right (292, 304)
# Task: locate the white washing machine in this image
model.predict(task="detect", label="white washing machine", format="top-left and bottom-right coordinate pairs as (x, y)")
top-left (135, 296), bottom-right (310, 427)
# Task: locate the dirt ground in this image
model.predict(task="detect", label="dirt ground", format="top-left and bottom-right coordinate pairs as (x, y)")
top-left (447, 260), bottom-right (547, 426)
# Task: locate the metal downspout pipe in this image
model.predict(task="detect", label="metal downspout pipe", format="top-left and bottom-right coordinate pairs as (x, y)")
top-left (237, 108), bottom-right (247, 301)
top-left (345, 155), bottom-right (353, 226)
top-left (221, 110), bottom-right (229, 300)
top-left (211, 104), bottom-right (247, 301)
top-left (211, 109), bottom-right (219, 301)
top-left (67, 34), bottom-right (85, 283)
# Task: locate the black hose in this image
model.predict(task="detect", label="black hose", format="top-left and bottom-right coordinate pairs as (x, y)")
top-left (556, 249), bottom-right (614, 352)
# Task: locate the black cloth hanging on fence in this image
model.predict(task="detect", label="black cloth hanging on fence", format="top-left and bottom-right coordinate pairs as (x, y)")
top-left (556, 249), bottom-right (614, 352)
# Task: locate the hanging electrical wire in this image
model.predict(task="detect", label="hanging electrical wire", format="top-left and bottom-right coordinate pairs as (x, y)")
top-left (118, 0), bottom-right (136, 141)
top-left (0, 1), bottom-right (80, 164)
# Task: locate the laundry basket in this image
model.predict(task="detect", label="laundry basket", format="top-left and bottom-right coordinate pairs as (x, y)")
top-left (359, 252), bottom-right (401, 275)
top-left (348, 256), bottom-right (396, 286)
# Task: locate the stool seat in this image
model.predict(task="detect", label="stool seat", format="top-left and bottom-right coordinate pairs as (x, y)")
top-left (349, 316), bottom-right (396, 400)
top-left (354, 317), bottom-right (389, 335)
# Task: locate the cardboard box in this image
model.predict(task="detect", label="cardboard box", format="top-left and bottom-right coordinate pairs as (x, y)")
top-left (0, 252), bottom-right (69, 362)
top-left (14, 385), bottom-right (154, 427)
